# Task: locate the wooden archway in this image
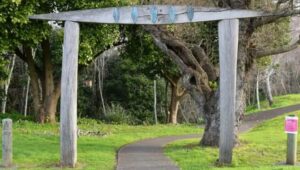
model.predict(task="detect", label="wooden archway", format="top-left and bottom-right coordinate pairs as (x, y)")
top-left (30, 5), bottom-right (269, 167)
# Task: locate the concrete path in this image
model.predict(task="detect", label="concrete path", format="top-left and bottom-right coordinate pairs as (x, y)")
top-left (239, 104), bottom-right (300, 133)
top-left (116, 104), bottom-right (300, 170)
top-left (116, 134), bottom-right (199, 170)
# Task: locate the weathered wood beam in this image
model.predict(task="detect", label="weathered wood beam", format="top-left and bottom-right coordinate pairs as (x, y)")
top-left (218, 19), bottom-right (239, 164)
top-left (60, 21), bottom-right (80, 167)
top-left (29, 5), bottom-right (266, 24)
top-left (2, 119), bottom-right (12, 168)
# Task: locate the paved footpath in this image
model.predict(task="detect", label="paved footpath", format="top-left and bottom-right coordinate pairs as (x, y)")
top-left (116, 104), bottom-right (300, 170)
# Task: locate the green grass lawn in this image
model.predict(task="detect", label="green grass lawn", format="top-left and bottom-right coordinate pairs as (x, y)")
top-left (165, 112), bottom-right (300, 170)
top-left (246, 94), bottom-right (300, 115)
top-left (1, 94), bottom-right (299, 169)
top-left (0, 118), bottom-right (201, 170)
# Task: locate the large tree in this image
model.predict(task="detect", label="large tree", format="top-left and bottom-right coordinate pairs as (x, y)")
top-left (0, 0), bottom-right (126, 123)
top-left (145, 0), bottom-right (300, 146)
top-left (124, 23), bottom-right (219, 124)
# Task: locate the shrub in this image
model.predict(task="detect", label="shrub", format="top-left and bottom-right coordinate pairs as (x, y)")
top-left (0, 112), bottom-right (34, 122)
top-left (105, 103), bottom-right (134, 124)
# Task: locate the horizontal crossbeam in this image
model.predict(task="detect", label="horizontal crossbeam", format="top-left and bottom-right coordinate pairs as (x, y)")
top-left (29, 5), bottom-right (268, 24)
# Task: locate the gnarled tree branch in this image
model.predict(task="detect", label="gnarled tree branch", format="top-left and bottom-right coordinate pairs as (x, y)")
top-left (251, 36), bottom-right (300, 58)
top-left (254, 9), bottom-right (300, 28)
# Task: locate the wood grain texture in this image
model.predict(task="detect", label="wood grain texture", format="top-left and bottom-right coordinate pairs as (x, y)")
top-left (29, 5), bottom-right (266, 24)
top-left (286, 133), bottom-right (297, 165)
top-left (218, 19), bottom-right (239, 164)
top-left (2, 119), bottom-right (12, 167)
top-left (60, 21), bottom-right (79, 168)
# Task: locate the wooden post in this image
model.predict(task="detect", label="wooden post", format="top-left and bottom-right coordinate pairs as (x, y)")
top-left (286, 133), bottom-right (297, 165)
top-left (285, 115), bottom-right (298, 165)
top-left (60, 21), bottom-right (80, 168)
top-left (2, 119), bottom-right (12, 167)
top-left (154, 80), bottom-right (158, 124)
top-left (218, 19), bottom-right (239, 164)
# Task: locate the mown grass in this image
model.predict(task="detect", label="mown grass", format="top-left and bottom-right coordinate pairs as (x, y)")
top-left (0, 117), bottom-right (201, 170)
top-left (165, 112), bottom-right (300, 170)
top-left (246, 94), bottom-right (300, 115)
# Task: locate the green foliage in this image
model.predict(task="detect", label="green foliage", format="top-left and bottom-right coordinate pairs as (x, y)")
top-left (165, 112), bottom-right (300, 170)
top-left (0, 118), bottom-right (199, 169)
top-left (255, 56), bottom-right (272, 69)
top-left (0, 0), bottom-right (131, 121)
top-left (0, 0), bottom-right (132, 68)
top-left (103, 56), bottom-right (166, 124)
top-left (124, 26), bottom-right (179, 79)
top-left (78, 24), bottom-right (120, 65)
top-left (0, 57), bottom-right (8, 79)
top-left (0, 56), bottom-right (10, 101)
top-left (56, 0), bottom-right (131, 64)
top-left (209, 81), bottom-right (218, 90)
top-left (198, 22), bottom-right (219, 65)
top-left (78, 117), bottom-right (102, 127)
top-left (174, 22), bottom-right (219, 64)
top-left (0, 112), bottom-right (34, 122)
top-left (252, 17), bottom-right (291, 57)
top-left (77, 83), bottom-right (96, 118)
top-left (105, 103), bottom-right (133, 124)
top-left (0, 0), bottom-right (51, 54)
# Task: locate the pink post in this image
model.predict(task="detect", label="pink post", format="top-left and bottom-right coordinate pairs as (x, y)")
top-left (285, 116), bottom-right (298, 134)
top-left (285, 115), bottom-right (298, 165)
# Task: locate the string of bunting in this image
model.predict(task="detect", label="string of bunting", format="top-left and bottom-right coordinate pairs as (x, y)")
top-left (112, 6), bottom-right (195, 24)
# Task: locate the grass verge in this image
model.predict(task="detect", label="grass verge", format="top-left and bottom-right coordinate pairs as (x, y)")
top-left (246, 94), bottom-right (300, 115)
top-left (165, 112), bottom-right (300, 170)
top-left (0, 118), bottom-right (201, 170)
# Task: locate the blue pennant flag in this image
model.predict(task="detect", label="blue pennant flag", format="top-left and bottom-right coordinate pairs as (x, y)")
top-left (187, 6), bottom-right (194, 22)
top-left (168, 6), bottom-right (176, 23)
top-left (150, 6), bottom-right (158, 24)
top-left (113, 8), bottom-right (120, 23)
top-left (131, 6), bottom-right (138, 23)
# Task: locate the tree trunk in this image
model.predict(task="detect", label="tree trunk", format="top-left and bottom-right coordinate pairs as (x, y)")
top-left (265, 69), bottom-right (274, 106)
top-left (97, 57), bottom-right (107, 116)
top-left (168, 84), bottom-right (180, 124)
top-left (44, 83), bottom-right (61, 123)
top-left (166, 76), bottom-right (186, 124)
top-left (42, 39), bottom-right (59, 123)
top-left (200, 91), bottom-right (220, 146)
top-left (1, 55), bottom-right (16, 114)
top-left (281, 78), bottom-right (288, 94)
top-left (19, 43), bottom-right (61, 124)
top-left (179, 103), bottom-right (189, 123)
top-left (153, 80), bottom-right (158, 124)
top-left (144, 13), bottom-right (259, 147)
top-left (256, 72), bottom-right (261, 109)
top-left (164, 80), bottom-right (169, 123)
top-left (94, 56), bottom-right (107, 116)
top-left (24, 75), bottom-right (30, 116)
top-left (200, 35), bottom-right (251, 146)
top-left (24, 46), bottom-right (45, 123)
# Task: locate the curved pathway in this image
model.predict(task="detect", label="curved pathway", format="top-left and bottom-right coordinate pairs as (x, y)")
top-left (116, 104), bottom-right (300, 170)
top-left (116, 134), bottom-right (200, 170)
top-left (240, 104), bottom-right (300, 133)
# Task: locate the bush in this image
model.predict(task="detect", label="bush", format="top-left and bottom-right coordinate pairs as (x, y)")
top-left (0, 112), bottom-right (34, 122)
top-left (105, 103), bottom-right (134, 124)
top-left (78, 118), bottom-right (102, 126)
